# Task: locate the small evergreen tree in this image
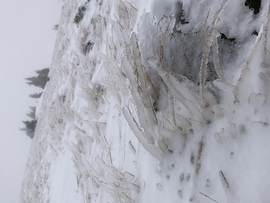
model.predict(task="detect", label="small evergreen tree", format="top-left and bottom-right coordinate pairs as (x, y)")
top-left (21, 120), bottom-right (37, 139)
top-left (30, 92), bottom-right (43, 99)
top-left (26, 107), bottom-right (36, 120)
top-left (25, 68), bottom-right (49, 89)
top-left (53, 24), bottom-right (59, 30)
top-left (21, 107), bottom-right (37, 139)
top-left (22, 69), bottom-right (48, 139)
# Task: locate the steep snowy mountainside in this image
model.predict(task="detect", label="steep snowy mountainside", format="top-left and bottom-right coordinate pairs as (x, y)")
top-left (21, 0), bottom-right (270, 202)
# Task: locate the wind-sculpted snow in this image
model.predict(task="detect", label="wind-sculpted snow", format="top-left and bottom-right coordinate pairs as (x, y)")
top-left (21, 0), bottom-right (270, 202)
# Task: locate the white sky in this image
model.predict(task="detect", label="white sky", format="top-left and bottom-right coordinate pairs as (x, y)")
top-left (0, 0), bottom-right (62, 202)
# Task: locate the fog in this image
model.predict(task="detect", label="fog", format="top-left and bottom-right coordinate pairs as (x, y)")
top-left (0, 0), bottom-right (62, 202)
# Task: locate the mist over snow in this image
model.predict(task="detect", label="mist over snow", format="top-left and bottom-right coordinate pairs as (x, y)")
top-left (21, 0), bottom-right (270, 203)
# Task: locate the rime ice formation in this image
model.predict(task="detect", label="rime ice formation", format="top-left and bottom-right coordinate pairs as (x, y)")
top-left (21, 0), bottom-right (270, 202)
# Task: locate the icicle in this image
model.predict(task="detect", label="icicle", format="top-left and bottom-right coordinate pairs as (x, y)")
top-left (213, 79), bottom-right (236, 93)
top-left (122, 106), bottom-right (163, 162)
top-left (147, 58), bottom-right (207, 121)
top-left (212, 32), bottom-right (224, 79)
top-left (200, 0), bottom-right (229, 94)
top-left (200, 23), bottom-right (211, 98)
top-left (122, 55), bottom-right (159, 142)
top-left (237, 23), bottom-right (265, 85)
top-left (263, 4), bottom-right (270, 64)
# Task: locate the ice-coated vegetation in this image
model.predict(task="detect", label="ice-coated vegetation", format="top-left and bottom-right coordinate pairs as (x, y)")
top-left (21, 0), bottom-right (270, 202)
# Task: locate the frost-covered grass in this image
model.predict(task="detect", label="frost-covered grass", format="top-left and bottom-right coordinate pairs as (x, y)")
top-left (21, 0), bottom-right (270, 202)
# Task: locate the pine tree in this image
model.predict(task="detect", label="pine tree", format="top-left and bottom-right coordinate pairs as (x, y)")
top-left (25, 68), bottom-right (49, 89)
top-left (30, 92), bottom-right (43, 99)
top-left (26, 107), bottom-right (36, 120)
top-left (21, 120), bottom-right (37, 139)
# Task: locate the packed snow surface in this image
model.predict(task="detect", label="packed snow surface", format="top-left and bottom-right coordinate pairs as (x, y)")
top-left (21, 0), bottom-right (270, 202)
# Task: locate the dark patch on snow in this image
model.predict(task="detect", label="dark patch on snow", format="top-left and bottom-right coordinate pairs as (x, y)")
top-left (245, 0), bottom-right (261, 15)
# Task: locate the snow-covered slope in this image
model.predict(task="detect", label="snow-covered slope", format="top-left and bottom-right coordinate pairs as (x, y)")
top-left (21, 0), bottom-right (270, 202)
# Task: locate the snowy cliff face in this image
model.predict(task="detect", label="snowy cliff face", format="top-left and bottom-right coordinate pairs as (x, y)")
top-left (21, 0), bottom-right (270, 202)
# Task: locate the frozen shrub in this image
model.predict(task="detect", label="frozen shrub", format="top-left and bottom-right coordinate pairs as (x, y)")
top-left (83, 41), bottom-right (94, 55)
top-left (74, 6), bottom-right (86, 24)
